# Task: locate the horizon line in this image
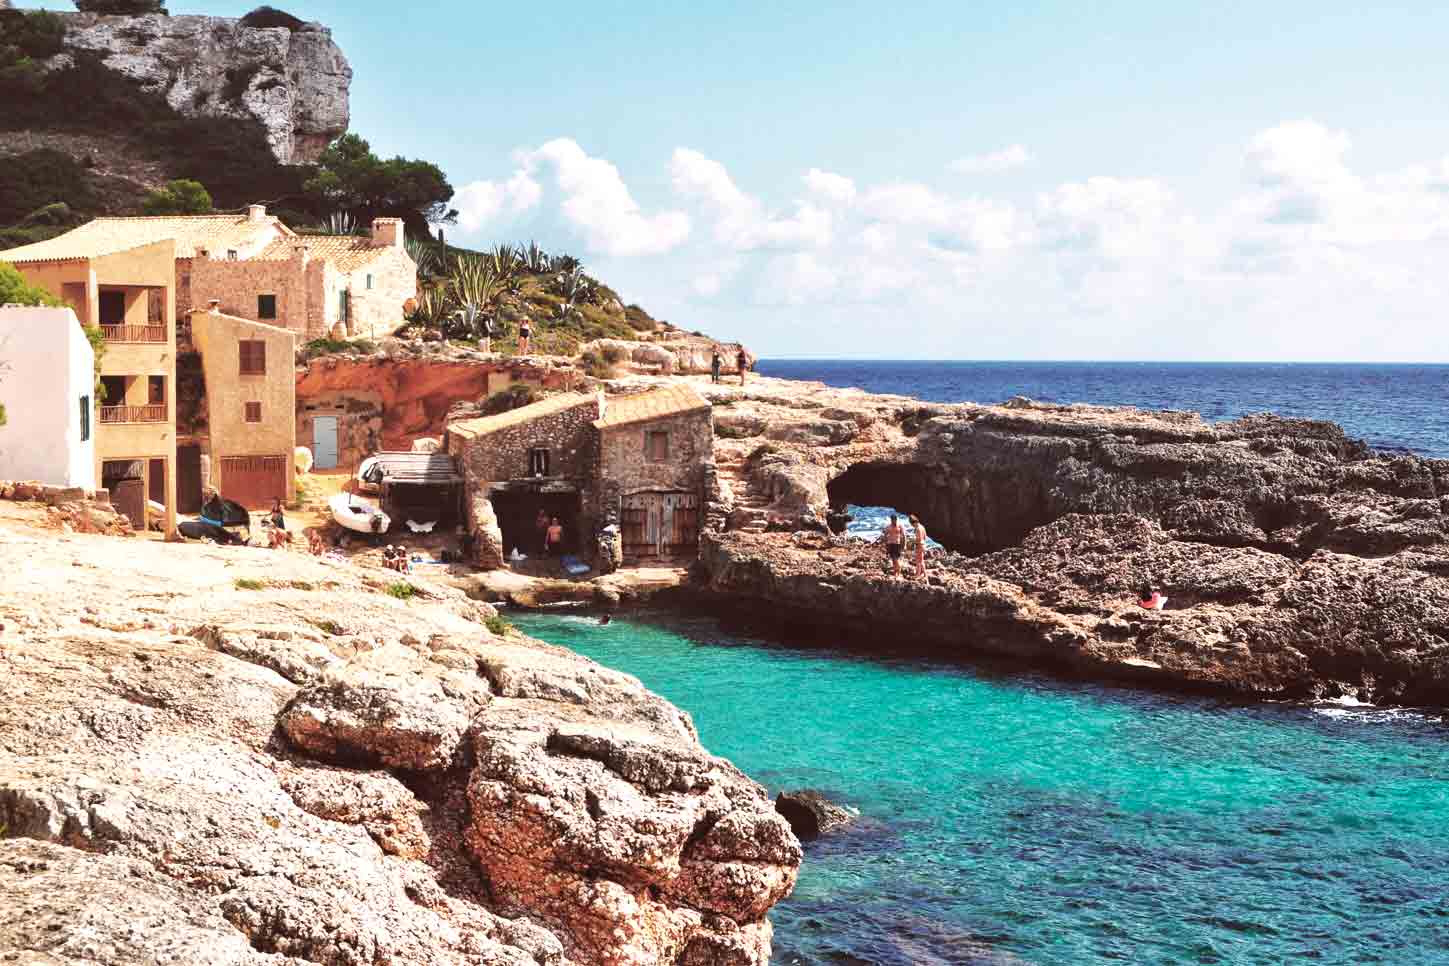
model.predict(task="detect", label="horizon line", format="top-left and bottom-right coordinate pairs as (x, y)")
top-left (756, 357), bottom-right (1449, 366)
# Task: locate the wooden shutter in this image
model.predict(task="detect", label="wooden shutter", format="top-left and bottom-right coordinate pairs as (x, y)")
top-left (239, 340), bottom-right (266, 375)
top-left (245, 401), bottom-right (262, 423)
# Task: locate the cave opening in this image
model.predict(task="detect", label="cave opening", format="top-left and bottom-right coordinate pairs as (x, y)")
top-left (826, 462), bottom-right (964, 553)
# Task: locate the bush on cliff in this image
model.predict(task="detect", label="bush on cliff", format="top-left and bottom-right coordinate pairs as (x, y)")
top-left (239, 6), bottom-right (306, 29)
top-left (142, 179), bottom-right (212, 215)
top-left (73, 0), bottom-right (169, 15)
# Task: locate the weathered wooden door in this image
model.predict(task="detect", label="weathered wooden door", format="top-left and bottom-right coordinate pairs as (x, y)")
top-left (621, 492), bottom-right (700, 559)
top-left (221, 455), bottom-right (287, 509)
top-left (313, 416), bottom-right (339, 470)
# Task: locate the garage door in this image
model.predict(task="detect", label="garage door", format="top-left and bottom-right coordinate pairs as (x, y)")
top-left (220, 455), bottom-right (287, 509)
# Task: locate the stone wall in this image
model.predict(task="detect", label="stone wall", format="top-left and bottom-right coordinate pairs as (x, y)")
top-left (297, 391), bottom-right (383, 471)
top-left (344, 246), bottom-right (415, 341)
top-left (598, 409), bottom-right (714, 498)
top-left (192, 250), bottom-right (342, 340)
top-left (449, 397), bottom-right (601, 486)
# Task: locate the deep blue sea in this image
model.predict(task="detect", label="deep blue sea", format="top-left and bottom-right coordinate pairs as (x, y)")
top-left (754, 360), bottom-right (1449, 458)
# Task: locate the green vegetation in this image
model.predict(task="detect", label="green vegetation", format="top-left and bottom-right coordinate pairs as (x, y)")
top-left (480, 383), bottom-right (538, 416)
top-left (73, 0), bottom-right (168, 13)
top-left (484, 614), bottom-right (515, 637)
top-left (141, 178), bottom-right (212, 215)
top-left (579, 344), bottom-right (626, 380)
top-left (233, 577), bottom-right (266, 590)
top-left (240, 6), bottom-right (306, 30)
top-left (0, 262), bottom-right (61, 307)
top-left (288, 579), bottom-right (314, 591)
top-left (384, 582), bottom-right (416, 600)
top-left (299, 336), bottom-right (377, 361)
top-left (314, 618), bottom-right (343, 636)
top-left (304, 133), bottom-right (456, 242)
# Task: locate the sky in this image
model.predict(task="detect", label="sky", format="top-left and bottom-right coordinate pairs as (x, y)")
top-left (36, 0), bottom-right (1449, 361)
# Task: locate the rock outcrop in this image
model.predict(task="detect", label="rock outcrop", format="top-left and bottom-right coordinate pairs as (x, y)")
top-left (51, 12), bottom-right (350, 164)
top-left (774, 790), bottom-right (855, 841)
top-left (690, 376), bottom-right (1449, 704)
top-left (0, 505), bottom-right (799, 963)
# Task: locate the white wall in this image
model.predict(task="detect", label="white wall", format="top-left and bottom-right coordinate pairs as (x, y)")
top-left (0, 305), bottom-right (96, 488)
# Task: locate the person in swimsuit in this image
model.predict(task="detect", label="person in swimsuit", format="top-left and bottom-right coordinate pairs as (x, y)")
top-left (545, 517), bottom-right (564, 556)
top-left (881, 513), bottom-right (905, 577)
top-left (518, 316), bottom-right (532, 355)
top-left (910, 514), bottom-right (928, 578)
top-left (711, 349), bottom-right (722, 384)
top-left (736, 348), bottom-right (749, 385)
top-left (266, 498), bottom-right (290, 548)
top-left (1138, 583), bottom-right (1168, 610)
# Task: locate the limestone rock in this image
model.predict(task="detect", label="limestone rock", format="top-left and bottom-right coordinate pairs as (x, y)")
top-left (774, 789), bottom-right (855, 841)
top-left (53, 12), bottom-right (351, 164)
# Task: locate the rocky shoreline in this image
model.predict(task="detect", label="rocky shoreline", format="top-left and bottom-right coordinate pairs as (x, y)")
top-left (0, 507), bottom-right (800, 964)
top-left (692, 377), bottom-right (1449, 705)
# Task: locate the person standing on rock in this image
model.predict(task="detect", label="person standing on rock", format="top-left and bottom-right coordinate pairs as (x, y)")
top-left (881, 514), bottom-right (905, 577)
top-left (711, 349), bottom-right (723, 384)
top-left (909, 514), bottom-right (928, 578)
top-left (518, 316), bottom-right (532, 355)
top-left (736, 348), bottom-right (749, 385)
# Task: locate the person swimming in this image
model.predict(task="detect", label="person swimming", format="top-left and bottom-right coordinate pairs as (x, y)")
top-left (1138, 583), bottom-right (1168, 610)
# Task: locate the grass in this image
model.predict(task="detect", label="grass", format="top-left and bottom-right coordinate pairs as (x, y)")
top-left (299, 337), bottom-right (377, 362)
top-left (385, 582), bottom-right (416, 600)
top-left (314, 619), bottom-right (343, 635)
top-left (288, 579), bottom-right (314, 591)
top-left (233, 577), bottom-right (266, 590)
top-left (484, 614), bottom-right (515, 637)
top-left (715, 424), bottom-right (758, 439)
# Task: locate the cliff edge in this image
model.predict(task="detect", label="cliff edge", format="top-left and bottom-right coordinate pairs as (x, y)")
top-left (0, 504), bottom-right (799, 964)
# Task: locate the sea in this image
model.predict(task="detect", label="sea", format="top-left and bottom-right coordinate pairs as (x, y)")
top-left (515, 360), bottom-right (1449, 965)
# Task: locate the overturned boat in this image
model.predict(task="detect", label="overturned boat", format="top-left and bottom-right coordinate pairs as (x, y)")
top-left (329, 491), bottom-right (390, 534)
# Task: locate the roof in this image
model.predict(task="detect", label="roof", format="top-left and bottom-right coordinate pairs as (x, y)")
top-left (371, 452), bottom-right (462, 485)
top-left (448, 393), bottom-right (598, 440)
top-left (593, 384), bottom-right (711, 430)
top-left (0, 214), bottom-right (291, 264)
top-left (256, 234), bottom-right (402, 273)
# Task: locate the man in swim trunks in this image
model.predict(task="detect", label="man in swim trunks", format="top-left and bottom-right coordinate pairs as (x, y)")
top-left (881, 513), bottom-right (905, 577)
top-left (545, 517), bottom-right (564, 556)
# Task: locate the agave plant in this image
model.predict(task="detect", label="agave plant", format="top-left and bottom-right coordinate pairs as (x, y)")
top-left (555, 267), bottom-right (593, 318)
top-left (407, 285), bottom-right (450, 330)
top-left (405, 237), bottom-right (441, 280)
top-left (447, 302), bottom-right (496, 347)
top-left (319, 211), bottom-right (359, 236)
top-left (488, 244), bottom-right (521, 289)
top-left (548, 253), bottom-right (582, 276)
top-left (447, 254), bottom-right (506, 349)
top-left (520, 240), bottom-right (549, 273)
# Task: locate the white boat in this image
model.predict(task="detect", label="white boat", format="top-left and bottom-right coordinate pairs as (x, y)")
top-left (355, 456), bottom-right (384, 494)
top-left (329, 491), bottom-right (390, 534)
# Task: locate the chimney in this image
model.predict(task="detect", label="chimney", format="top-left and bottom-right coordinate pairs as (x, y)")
top-left (247, 204), bottom-right (267, 223)
top-left (293, 243), bottom-right (311, 269)
top-left (197, 247), bottom-right (210, 260)
top-left (371, 217), bottom-right (404, 249)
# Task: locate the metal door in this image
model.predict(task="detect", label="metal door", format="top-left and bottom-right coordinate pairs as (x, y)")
top-left (220, 455), bottom-right (287, 509)
top-left (313, 416), bottom-right (339, 470)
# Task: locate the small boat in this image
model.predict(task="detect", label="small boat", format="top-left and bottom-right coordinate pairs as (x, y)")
top-left (355, 456), bottom-right (384, 494)
top-left (329, 491), bottom-right (390, 534)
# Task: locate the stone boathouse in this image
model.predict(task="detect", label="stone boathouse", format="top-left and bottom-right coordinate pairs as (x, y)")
top-left (446, 384), bottom-right (713, 571)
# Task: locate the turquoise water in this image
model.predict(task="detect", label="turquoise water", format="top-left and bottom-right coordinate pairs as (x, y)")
top-left (512, 611), bottom-right (1449, 965)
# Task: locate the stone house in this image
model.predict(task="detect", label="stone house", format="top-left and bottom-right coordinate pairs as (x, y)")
top-left (0, 306), bottom-right (96, 490)
top-left (193, 217), bottom-right (416, 341)
top-left (0, 235), bottom-right (180, 535)
top-left (189, 307), bottom-right (297, 508)
top-left (445, 384), bottom-right (713, 570)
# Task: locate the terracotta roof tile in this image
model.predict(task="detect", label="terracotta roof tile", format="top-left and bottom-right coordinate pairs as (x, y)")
top-left (593, 384), bottom-right (710, 429)
top-left (0, 214), bottom-right (290, 264)
top-left (256, 235), bottom-right (400, 273)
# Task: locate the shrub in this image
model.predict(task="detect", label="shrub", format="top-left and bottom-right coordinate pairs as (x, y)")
top-left (239, 5), bottom-right (306, 29)
top-left (385, 582), bottom-right (416, 600)
top-left (73, 0), bottom-right (168, 14)
top-left (141, 178), bottom-right (211, 215)
top-left (715, 423), bottom-right (757, 439)
top-left (0, 150), bottom-right (98, 227)
top-left (0, 262), bottom-right (60, 306)
top-left (233, 577), bottom-right (265, 590)
top-left (299, 337), bottom-right (376, 361)
top-left (0, 10), bottom-right (66, 58)
top-left (480, 383), bottom-right (537, 416)
top-left (580, 348), bottom-right (614, 380)
top-left (484, 614), bottom-right (515, 637)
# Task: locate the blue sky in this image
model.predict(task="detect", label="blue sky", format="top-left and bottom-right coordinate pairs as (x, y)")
top-left (37, 1), bottom-right (1449, 361)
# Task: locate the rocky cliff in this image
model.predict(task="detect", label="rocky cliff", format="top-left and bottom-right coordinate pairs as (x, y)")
top-left (46, 12), bottom-right (349, 164)
top-left (0, 503), bottom-right (799, 964)
top-left (692, 376), bottom-right (1449, 704)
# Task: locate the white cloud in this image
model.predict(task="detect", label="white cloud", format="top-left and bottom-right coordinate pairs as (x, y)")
top-left (519, 138), bottom-right (690, 256)
top-left (454, 170), bottom-right (541, 233)
top-left (948, 144), bottom-right (1033, 175)
top-left (1035, 177), bottom-right (1177, 258)
top-left (671, 148), bottom-right (833, 250)
top-left (803, 168), bottom-right (857, 205)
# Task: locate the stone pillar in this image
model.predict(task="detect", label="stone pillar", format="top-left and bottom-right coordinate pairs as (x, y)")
top-left (468, 492), bottom-right (504, 570)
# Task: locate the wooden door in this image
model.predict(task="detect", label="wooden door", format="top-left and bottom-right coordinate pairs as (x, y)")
top-left (177, 445), bottom-right (202, 513)
top-left (111, 478), bottom-right (145, 529)
top-left (621, 494), bottom-right (652, 559)
top-left (621, 492), bottom-right (699, 559)
top-left (220, 455), bottom-right (287, 509)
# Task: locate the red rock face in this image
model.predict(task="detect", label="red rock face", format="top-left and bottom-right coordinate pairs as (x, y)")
top-left (295, 356), bottom-right (579, 451)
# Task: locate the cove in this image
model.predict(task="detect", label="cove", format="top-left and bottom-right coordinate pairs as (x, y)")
top-left (512, 610), bottom-right (1449, 965)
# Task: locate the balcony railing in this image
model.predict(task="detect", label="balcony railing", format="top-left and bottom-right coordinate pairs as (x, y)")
top-left (100, 324), bottom-right (167, 343)
top-left (99, 404), bottom-right (167, 424)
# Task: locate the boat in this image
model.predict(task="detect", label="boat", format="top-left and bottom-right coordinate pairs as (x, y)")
top-left (329, 491), bottom-right (390, 534)
top-left (355, 456), bottom-right (384, 494)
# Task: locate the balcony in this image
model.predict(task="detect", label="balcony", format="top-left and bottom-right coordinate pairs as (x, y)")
top-left (100, 323), bottom-right (167, 343)
top-left (99, 404), bottom-right (167, 424)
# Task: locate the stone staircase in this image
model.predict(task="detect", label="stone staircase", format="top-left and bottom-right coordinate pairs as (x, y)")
top-left (715, 451), bottom-right (772, 534)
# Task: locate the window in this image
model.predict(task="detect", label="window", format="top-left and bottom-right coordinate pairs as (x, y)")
top-left (257, 294), bottom-right (277, 319)
top-left (365, 273), bottom-right (373, 290)
top-left (148, 375), bottom-right (166, 406)
top-left (529, 448), bottom-right (550, 476)
top-left (245, 401), bottom-right (262, 423)
top-left (98, 290), bottom-right (125, 325)
top-left (79, 395), bottom-right (90, 442)
top-left (646, 431), bottom-right (669, 462)
top-left (226, 249), bottom-right (238, 261)
top-left (239, 339), bottom-right (266, 375)
top-left (338, 288), bottom-right (350, 323)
